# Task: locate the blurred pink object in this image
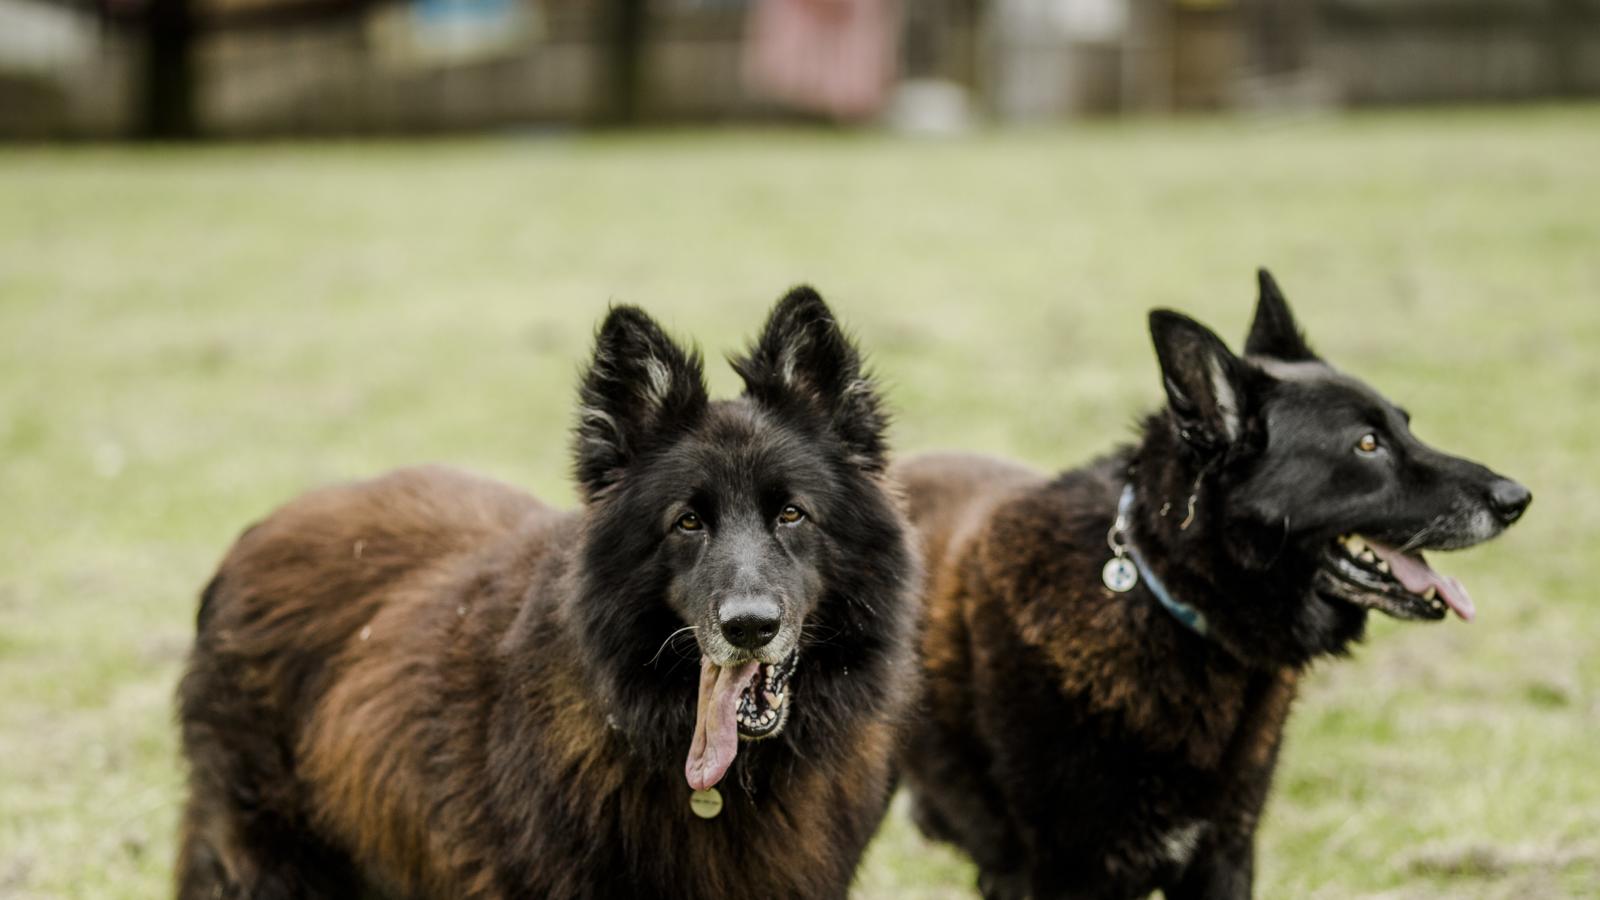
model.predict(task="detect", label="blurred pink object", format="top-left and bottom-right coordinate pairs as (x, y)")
top-left (744, 0), bottom-right (902, 121)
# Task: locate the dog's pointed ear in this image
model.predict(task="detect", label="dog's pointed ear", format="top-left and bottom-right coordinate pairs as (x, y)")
top-left (1150, 310), bottom-right (1246, 452)
top-left (733, 286), bottom-right (889, 472)
top-left (1244, 268), bottom-right (1317, 361)
top-left (573, 305), bottom-right (707, 500)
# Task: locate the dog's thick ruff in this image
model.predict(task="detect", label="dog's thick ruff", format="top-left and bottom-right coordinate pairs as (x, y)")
top-left (176, 289), bottom-right (920, 900)
top-left (896, 270), bottom-right (1529, 900)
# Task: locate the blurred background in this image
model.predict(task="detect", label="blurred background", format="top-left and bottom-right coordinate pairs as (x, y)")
top-left (1, 2), bottom-right (1598, 899)
top-left (3, 0), bottom-right (1600, 137)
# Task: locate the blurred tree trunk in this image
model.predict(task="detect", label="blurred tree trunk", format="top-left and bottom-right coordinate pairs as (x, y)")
top-left (600, 0), bottom-right (647, 124)
top-left (139, 0), bottom-right (199, 138)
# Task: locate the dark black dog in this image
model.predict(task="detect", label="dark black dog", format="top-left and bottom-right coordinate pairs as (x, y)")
top-left (176, 288), bottom-right (919, 899)
top-left (895, 270), bottom-right (1530, 900)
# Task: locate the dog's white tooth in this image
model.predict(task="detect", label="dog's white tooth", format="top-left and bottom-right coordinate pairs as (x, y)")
top-left (1345, 535), bottom-right (1366, 554)
top-left (1359, 550), bottom-right (1377, 564)
top-left (1422, 586), bottom-right (1438, 600)
top-left (1376, 561), bottom-right (1390, 574)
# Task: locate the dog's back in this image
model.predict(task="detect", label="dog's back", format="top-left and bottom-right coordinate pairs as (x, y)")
top-left (894, 452), bottom-right (1044, 578)
top-left (177, 465), bottom-right (552, 898)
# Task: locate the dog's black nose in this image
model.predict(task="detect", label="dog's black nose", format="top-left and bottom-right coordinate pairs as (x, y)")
top-left (718, 595), bottom-right (781, 651)
top-left (1488, 479), bottom-right (1532, 525)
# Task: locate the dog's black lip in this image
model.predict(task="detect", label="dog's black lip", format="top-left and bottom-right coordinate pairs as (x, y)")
top-left (735, 648), bottom-right (798, 740)
top-left (1315, 540), bottom-right (1447, 621)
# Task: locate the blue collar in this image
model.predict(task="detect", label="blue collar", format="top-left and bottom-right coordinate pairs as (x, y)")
top-left (1117, 485), bottom-right (1209, 637)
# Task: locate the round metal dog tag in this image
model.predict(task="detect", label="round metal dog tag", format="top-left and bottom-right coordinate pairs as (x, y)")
top-left (1102, 557), bottom-right (1138, 593)
top-left (689, 788), bottom-right (723, 819)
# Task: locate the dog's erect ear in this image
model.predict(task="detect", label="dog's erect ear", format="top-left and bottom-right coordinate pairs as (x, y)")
top-left (1150, 310), bottom-right (1247, 452)
top-left (1244, 268), bottom-right (1317, 361)
top-left (733, 286), bottom-right (889, 471)
top-left (573, 305), bottom-right (707, 500)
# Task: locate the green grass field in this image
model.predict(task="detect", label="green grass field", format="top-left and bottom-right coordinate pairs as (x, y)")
top-left (2, 106), bottom-right (1597, 898)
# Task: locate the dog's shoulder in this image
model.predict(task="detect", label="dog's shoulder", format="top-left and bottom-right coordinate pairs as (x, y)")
top-left (960, 456), bottom-right (1202, 711)
top-left (971, 455), bottom-right (1125, 586)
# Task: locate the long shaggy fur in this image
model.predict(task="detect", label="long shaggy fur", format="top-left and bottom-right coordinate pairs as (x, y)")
top-left (176, 288), bottom-right (920, 900)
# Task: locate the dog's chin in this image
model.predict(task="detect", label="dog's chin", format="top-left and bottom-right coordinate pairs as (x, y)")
top-left (734, 648), bottom-right (799, 740)
top-left (1312, 534), bottom-right (1450, 622)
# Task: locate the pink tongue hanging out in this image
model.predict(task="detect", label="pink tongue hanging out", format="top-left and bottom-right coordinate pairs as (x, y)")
top-left (1365, 538), bottom-right (1476, 621)
top-left (685, 658), bottom-right (759, 791)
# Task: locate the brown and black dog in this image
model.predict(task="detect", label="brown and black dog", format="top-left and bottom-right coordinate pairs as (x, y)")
top-left (175, 288), bottom-right (920, 899)
top-left (896, 270), bottom-right (1531, 899)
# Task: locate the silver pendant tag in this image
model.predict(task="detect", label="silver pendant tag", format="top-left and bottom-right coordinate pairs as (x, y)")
top-left (1102, 557), bottom-right (1138, 593)
top-left (689, 787), bottom-right (723, 819)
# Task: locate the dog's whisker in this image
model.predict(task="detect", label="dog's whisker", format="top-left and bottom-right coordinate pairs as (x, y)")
top-left (647, 625), bottom-right (698, 667)
top-left (667, 630), bottom-right (703, 661)
top-left (798, 622), bottom-right (843, 647)
top-left (1399, 515), bottom-right (1448, 554)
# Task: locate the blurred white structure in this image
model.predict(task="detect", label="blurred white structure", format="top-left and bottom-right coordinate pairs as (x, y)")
top-left (0, 0), bottom-right (134, 136)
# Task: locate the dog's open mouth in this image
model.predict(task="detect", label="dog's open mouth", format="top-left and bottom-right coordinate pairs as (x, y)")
top-left (735, 650), bottom-right (797, 739)
top-left (1316, 533), bottom-right (1475, 622)
top-left (684, 649), bottom-right (798, 791)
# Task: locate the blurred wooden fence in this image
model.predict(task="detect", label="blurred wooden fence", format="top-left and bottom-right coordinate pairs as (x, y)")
top-left (0, 0), bottom-right (1597, 138)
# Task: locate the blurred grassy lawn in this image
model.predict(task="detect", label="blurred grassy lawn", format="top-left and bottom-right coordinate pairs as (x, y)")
top-left (2, 106), bottom-right (1598, 899)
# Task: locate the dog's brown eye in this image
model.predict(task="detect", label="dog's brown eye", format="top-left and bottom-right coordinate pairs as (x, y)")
top-left (675, 512), bottom-right (703, 532)
top-left (1356, 433), bottom-right (1379, 454)
top-left (777, 505), bottom-right (805, 525)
